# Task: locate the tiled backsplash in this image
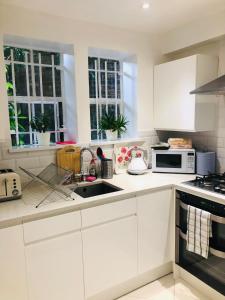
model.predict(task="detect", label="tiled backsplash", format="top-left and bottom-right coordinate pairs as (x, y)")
top-left (157, 97), bottom-right (225, 173)
top-left (0, 132), bottom-right (158, 183)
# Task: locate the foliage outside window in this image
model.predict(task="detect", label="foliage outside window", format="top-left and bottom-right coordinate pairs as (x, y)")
top-left (4, 46), bottom-right (64, 146)
top-left (88, 56), bottom-right (123, 140)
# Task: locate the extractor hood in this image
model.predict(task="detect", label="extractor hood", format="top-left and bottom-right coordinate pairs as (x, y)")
top-left (190, 74), bottom-right (225, 95)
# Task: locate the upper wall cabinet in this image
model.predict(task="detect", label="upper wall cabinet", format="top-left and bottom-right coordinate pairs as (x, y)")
top-left (154, 54), bottom-right (218, 131)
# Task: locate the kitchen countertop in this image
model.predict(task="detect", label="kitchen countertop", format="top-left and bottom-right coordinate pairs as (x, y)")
top-left (1, 171), bottom-right (225, 228)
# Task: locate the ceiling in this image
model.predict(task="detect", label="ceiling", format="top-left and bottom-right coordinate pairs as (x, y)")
top-left (1, 0), bottom-right (225, 34)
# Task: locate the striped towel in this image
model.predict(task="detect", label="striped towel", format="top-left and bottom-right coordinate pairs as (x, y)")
top-left (186, 205), bottom-right (212, 259)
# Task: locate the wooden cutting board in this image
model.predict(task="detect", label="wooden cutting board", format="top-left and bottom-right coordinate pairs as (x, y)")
top-left (57, 146), bottom-right (81, 173)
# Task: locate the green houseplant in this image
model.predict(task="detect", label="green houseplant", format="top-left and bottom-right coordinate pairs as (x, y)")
top-left (99, 113), bottom-right (128, 140)
top-left (30, 114), bottom-right (50, 146)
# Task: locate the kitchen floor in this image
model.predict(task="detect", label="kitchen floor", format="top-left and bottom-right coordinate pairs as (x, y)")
top-left (117, 274), bottom-right (208, 300)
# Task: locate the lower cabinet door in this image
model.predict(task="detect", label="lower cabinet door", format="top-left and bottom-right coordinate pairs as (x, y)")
top-left (82, 216), bottom-right (138, 298)
top-left (0, 225), bottom-right (28, 300)
top-left (137, 188), bottom-right (173, 274)
top-left (26, 231), bottom-right (84, 300)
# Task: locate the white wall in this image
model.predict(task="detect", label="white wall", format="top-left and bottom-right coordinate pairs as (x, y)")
top-left (0, 3), bottom-right (161, 144)
top-left (160, 9), bottom-right (225, 54)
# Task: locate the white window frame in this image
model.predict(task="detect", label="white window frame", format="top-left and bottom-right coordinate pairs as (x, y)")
top-left (4, 45), bottom-right (65, 146)
top-left (88, 56), bottom-right (124, 140)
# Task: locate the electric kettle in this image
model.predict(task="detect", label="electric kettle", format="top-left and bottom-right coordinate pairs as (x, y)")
top-left (127, 147), bottom-right (148, 175)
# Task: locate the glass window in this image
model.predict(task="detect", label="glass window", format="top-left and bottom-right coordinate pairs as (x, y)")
top-left (88, 56), bottom-right (123, 140)
top-left (4, 45), bottom-right (64, 146)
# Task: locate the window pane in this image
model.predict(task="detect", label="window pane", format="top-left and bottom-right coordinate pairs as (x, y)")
top-left (100, 58), bottom-right (107, 70)
top-left (50, 133), bottom-right (55, 143)
top-left (11, 134), bottom-right (17, 146)
top-left (91, 130), bottom-right (98, 140)
top-left (42, 67), bottom-right (53, 97)
top-left (101, 104), bottom-right (107, 117)
top-left (88, 57), bottom-right (97, 69)
top-left (4, 46), bottom-right (11, 60)
top-left (108, 104), bottom-right (116, 118)
top-left (117, 73), bottom-right (121, 98)
top-left (117, 104), bottom-right (121, 116)
top-left (55, 68), bottom-right (62, 97)
top-left (116, 61), bottom-right (120, 71)
top-left (58, 102), bottom-right (64, 128)
top-left (33, 50), bottom-right (39, 63)
top-left (100, 72), bottom-right (106, 98)
top-left (90, 104), bottom-right (97, 129)
top-left (32, 103), bottom-right (42, 118)
top-left (41, 51), bottom-right (52, 65)
top-left (54, 53), bottom-right (60, 66)
top-left (13, 48), bottom-right (30, 62)
top-left (44, 104), bottom-right (55, 130)
top-left (5, 64), bottom-right (13, 96)
top-left (107, 59), bottom-right (118, 71)
top-left (17, 103), bottom-right (29, 132)
top-left (15, 64), bottom-right (27, 96)
top-left (107, 72), bottom-right (115, 98)
top-left (28, 66), bottom-right (33, 96)
top-left (18, 133), bottom-right (30, 145)
top-left (8, 102), bottom-right (16, 132)
top-left (34, 66), bottom-right (41, 96)
top-left (89, 71), bottom-right (97, 98)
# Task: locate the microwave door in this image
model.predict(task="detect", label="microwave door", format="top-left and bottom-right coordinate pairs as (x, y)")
top-left (156, 153), bottom-right (182, 169)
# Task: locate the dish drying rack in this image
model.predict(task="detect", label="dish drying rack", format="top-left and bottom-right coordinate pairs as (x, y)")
top-left (20, 163), bottom-right (74, 208)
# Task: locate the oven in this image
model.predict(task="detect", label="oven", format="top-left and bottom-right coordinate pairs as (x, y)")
top-left (175, 190), bottom-right (225, 296)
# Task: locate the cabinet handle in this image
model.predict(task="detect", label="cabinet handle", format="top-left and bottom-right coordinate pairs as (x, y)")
top-left (179, 200), bottom-right (225, 225)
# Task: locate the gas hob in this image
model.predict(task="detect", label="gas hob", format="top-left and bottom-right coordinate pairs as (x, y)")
top-left (185, 173), bottom-right (225, 195)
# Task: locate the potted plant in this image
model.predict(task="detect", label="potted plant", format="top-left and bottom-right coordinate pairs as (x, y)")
top-left (99, 113), bottom-right (128, 140)
top-left (30, 113), bottom-right (50, 146)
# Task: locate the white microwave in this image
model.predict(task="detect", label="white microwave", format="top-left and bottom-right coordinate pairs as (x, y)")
top-left (152, 149), bottom-right (195, 174)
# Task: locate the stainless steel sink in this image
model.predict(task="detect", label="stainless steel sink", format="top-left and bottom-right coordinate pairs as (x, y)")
top-left (72, 181), bottom-right (122, 198)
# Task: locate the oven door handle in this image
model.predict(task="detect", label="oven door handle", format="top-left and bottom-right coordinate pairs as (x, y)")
top-left (179, 229), bottom-right (225, 259)
top-left (180, 200), bottom-right (225, 225)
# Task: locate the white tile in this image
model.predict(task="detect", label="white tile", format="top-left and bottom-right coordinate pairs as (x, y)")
top-left (0, 159), bottom-right (16, 170)
top-left (15, 157), bottom-right (40, 170)
top-left (174, 278), bottom-right (210, 300)
top-left (116, 275), bottom-right (208, 300)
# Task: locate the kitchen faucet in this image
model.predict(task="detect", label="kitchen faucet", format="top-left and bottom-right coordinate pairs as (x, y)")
top-left (80, 147), bottom-right (96, 180)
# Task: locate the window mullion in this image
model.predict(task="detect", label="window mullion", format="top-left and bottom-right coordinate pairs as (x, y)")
top-left (51, 54), bottom-right (57, 142)
top-left (38, 52), bottom-right (44, 114)
top-left (105, 61), bottom-right (108, 115)
top-left (25, 51), bottom-right (32, 144)
top-left (115, 61), bottom-right (118, 118)
top-left (97, 58), bottom-right (104, 140)
top-left (10, 48), bottom-right (19, 145)
top-left (95, 59), bottom-right (99, 140)
top-left (120, 60), bottom-right (124, 115)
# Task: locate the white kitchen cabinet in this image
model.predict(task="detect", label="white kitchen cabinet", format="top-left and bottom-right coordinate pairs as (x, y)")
top-left (0, 225), bottom-right (28, 300)
top-left (154, 54), bottom-right (218, 131)
top-left (137, 188), bottom-right (173, 274)
top-left (24, 212), bottom-right (84, 300)
top-left (82, 198), bottom-right (138, 298)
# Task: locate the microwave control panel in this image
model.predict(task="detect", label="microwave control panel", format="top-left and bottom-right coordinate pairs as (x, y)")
top-left (187, 152), bottom-right (195, 169)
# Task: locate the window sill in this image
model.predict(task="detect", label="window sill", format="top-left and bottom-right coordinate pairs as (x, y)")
top-left (8, 138), bottom-right (150, 153)
top-left (8, 143), bottom-right (78, 153)
top-left (90, 137), bottom-right (149, 147)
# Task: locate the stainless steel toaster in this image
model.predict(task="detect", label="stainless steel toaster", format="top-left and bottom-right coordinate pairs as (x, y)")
top-left (0, 169), bottom-right (22, 202)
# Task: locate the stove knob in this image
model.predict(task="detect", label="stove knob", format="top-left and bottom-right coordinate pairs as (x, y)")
top-left (221, 188), bottom-right (225, 194)
top-left (12, 189), bottom-right (19, 196)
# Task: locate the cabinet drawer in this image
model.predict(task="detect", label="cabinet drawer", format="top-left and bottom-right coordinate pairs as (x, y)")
top-left (82, 198), bottom-right (136, 228)
top-left (23, 211), bottom-right (81, 244)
